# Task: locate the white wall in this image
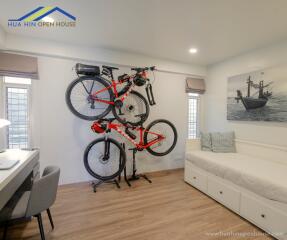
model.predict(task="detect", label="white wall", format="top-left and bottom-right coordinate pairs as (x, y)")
top-left (0, 79), bottom-right (5, 150)
top-left (0, 26), bottom-right (6, 149)
top-left (32, 56), bottom-right (198, 184)
top-left (204, 40), bottom-right (287, 147)
top-left (0, 25), bottom-right (5, 48)
top-left (0, 33), bottom-right (206, 184)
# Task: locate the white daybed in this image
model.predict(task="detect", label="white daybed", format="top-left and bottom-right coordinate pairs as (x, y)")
top-left (185, 139), bottom-right (287, 240)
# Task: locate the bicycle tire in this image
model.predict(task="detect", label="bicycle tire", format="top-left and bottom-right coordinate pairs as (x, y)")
top-left (83, 137), bottom-right (126, 181)
top-left (112, 90), bottom-right (149, 126)
top-left (143, 119), bottom-right (177, 156)
top-left (66, 75), bottom-right (114, 121)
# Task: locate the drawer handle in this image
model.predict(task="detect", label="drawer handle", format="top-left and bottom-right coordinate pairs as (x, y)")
top-left (261, 214), bottom-right (265, 218)
top-left (219, 191), bottom-right (223, 195)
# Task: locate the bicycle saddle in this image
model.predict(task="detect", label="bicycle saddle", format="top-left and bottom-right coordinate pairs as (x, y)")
top-left (102, 65), bottom-right (119, 78)
top-left (102, 65), bottom-right (119, 71)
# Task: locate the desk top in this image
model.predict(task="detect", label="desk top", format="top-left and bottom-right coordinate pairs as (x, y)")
top-left (0, 149), bottom-right (39, 192)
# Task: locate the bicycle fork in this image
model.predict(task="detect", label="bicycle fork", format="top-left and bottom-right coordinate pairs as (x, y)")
top-left (103, 136), bottom-right (110, 161)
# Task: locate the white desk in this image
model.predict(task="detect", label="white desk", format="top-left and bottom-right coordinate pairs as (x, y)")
top-left (0, 149), bottom-right (39, 210)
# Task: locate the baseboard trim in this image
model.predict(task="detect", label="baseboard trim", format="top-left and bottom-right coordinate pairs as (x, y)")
top-left (59, 168), bottom-right (184, 187)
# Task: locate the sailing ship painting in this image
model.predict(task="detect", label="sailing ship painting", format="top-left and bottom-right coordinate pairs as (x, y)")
top-left (227, 65), bottom-right (287, 122)
top-left (235, 76), bottom-right (273, 110)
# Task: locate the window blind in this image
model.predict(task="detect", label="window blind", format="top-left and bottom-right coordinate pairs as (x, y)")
top-left (186, 77), bottom-right (205, 94)
top-left (0, 52), bottom-right (39, 79)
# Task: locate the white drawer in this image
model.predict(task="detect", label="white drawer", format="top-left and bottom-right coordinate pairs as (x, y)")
top-left (185, 162), bottom-right (208, 192)
top-left (184, 161), bottom-right (193, 182)
top-left (241, 194), bottom-right (287, 239)
top-left (207, 177), bottom-right (240, 212)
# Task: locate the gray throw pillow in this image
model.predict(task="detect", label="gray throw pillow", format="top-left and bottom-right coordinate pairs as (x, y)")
top-left (211, 132), bottom-right (236, 153)
top-left (200, 132), bottom-right (212, 151)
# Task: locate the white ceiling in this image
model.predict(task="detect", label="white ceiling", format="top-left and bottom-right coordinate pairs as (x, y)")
top-left (1, 0), bottom-right (287, 66)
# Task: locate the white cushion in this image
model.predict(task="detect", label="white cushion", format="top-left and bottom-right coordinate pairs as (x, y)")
top-left (200, 132), bottom-right (212, 151)
top-left (210, 132), bottom-right (236, 153)
top-left (186, 151), bottom-right (287, 203)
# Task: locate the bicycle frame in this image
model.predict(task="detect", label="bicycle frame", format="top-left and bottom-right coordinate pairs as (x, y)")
top-left (90, 78), bottom-right (131, 105)
top-left (90, 71), bottom-right (148, 105)
top-left (93, 121), bottom-right (165, 150)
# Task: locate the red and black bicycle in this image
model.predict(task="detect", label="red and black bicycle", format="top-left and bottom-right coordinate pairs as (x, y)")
top-left (83, 118), bottom-right (177, 181)
top-left (66, 64), bottom-right (156, 126)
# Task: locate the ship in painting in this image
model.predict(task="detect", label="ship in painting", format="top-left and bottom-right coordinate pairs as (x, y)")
top-left (235, 75), bottom-right (273, 110)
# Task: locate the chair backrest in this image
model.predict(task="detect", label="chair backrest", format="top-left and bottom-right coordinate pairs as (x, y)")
top-left (25, 166), bottom-right (60, 217)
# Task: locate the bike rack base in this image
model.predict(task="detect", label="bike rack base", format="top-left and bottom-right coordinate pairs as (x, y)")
top-left (128, 148), bottom-right (152, 184)
top-left (91, 179), bottom-right (121, 193)
top-left (90, 144), bottom-right (152, 193)
top-left (128, 173), bottom-right (152, 183)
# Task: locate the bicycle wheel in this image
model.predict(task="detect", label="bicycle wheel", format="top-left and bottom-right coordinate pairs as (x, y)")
top-left (112, 90), bottom-right (149, 126)
top-left (84, 137), bottom-right (126, 181)
top-left (143, 119), bottom-right (177, 156)
top-left (66, 76), bottom-right (114, 121)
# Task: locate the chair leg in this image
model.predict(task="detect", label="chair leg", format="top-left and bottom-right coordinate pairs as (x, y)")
top-left (2, 221), bottom-right (8, 240)
top-left (46, 208), bottom-right (54, 229)
top-left (36, 214), bottom-right (45, 240)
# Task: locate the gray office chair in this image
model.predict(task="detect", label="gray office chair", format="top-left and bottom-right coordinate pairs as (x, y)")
top-left (3, 166), bottom-right (60, 240)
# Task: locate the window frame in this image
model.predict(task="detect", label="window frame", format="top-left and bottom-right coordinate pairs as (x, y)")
top-left (2, 78), bottom-right (32, 149)
top-left (187, 93), bottom-right (200, 139)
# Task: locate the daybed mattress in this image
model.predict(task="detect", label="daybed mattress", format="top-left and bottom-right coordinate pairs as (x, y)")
top-left (186, 151), bottom-right (287, 203)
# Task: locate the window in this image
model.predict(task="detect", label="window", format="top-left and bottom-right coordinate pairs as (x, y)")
top-left (188, 93), bottom-right (200, 139)
top-left (3, 77), bottom-right (31, 149)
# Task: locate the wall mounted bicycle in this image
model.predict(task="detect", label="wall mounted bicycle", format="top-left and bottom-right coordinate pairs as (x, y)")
top-left (83, 118), bottom-right (177, 182)
top-left (66, 63), bottom-right (156, 126)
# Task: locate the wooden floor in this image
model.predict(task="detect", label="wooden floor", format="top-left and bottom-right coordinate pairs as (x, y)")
top-left (3, 169), bottom-right (273, 240)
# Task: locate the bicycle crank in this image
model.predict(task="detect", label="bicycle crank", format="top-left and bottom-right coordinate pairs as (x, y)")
top-left (114, 99), bottom-right (123, 109)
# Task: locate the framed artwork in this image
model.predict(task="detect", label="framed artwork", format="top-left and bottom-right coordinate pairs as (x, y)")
top-left (227, 65), bottom-right (287, 122)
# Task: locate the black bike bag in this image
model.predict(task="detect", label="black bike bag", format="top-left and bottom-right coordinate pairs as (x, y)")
top-left (75, 63), bottom-right (100, 76)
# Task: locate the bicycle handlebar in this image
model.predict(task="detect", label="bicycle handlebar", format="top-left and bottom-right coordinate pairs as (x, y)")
top-left (131, 66), bottom-right (156, 72)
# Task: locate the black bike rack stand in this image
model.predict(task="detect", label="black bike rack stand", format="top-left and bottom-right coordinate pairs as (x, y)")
top-left (91, 142), bottom-right (127, 193)
top-left (128, 148), bottom-right (152, 184)
top-left (91, 144), bottom-right (151, 192)
top-left (118, 143), bottom-right (131, 187)
top-left (91, 179), bottom-right (120, 193)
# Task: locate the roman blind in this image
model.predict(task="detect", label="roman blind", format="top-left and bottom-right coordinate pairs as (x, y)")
top-left (0, 52), bottom-right (39, 79)
top-left (185, 77), bottom-right (205, 94)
